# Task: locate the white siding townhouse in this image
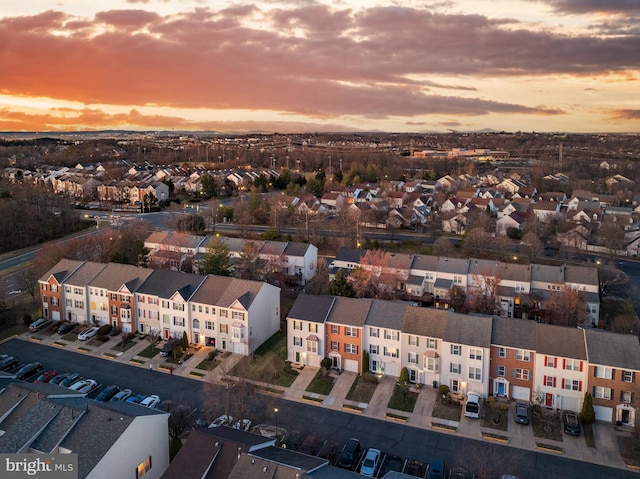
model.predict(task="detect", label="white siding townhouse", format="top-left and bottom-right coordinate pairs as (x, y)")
top-left (287, 295), bottom-right (334, 367)
top-left (365, 301), bottom-right (407, 377)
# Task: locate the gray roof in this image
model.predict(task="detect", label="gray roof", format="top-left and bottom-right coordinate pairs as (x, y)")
top-left (437, 257), bottom-right (469, 274)
top-left (136, 269), bottom-right (206, 300)
top-left (304, 465), bottom-right (364, 479)
top-left (496, 262), bottom-right (530, 282)
top-left (491, 316), bottom-right (536, 350)
top-left (203, 425), bottom-right (275, 449)
top-left (468, 258), bottom-right (500, 276)
top-left (535, 323), bottom-right (587, 360)
top-left (39, 258), bottom-right (84, 283)
top-left (326, 297), bottom-right (371, 327)
top-left (444, 312), bottom-right (492, 348)
top-left (407, 275), bottom-right (424, 286)
top-left (190, 275), bottom-right (268, 309)
top-left (87, 262), bottom-right (153, 292)
top-left (365, 301), bottom-right (408, 329)
top-left (565, 264), bottom-right (599, 286)
top-left (401, 307), bottom-right (447, 338)
top-left (251, 445), bottom-right (328, 472)
top-left (434, 278), bottom-right (453, 289)
top-left (284, 242), bottom-right (312, 257)
top-left (288, 294), bottom-right (335, 323)
top-left (335, 247), bottom-right (366, 263)
top-left (530, 264), bottom-right (565, 284)
top-left (585, 329), bottom-right (640, 370)
top-left (63, 261), bottom-right (107, 287)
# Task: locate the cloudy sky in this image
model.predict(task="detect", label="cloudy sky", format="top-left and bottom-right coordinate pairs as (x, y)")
top-left (1, 0), bottom-right (639, 133)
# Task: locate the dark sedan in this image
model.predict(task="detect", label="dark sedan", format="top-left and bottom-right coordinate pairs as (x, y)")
top-left (57, 322), bottom-right (77, 335)
top-left (515, 403), bottom-right (530, 425)
top-left (15, 362), bottom-right (43, 380)
top-left (96, 385), bottom-right (120, 402)
top-left (563, 411), bottom-right (581, 436)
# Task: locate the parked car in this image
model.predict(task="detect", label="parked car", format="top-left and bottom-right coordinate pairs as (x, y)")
top-left (110, 388), bottom-right (133, 402)
top-left (126, 394), bottom-right (146, 404)
top-left (403, 460), bottom-right (425, 477)
top-left (449, 467), bottom-right (475, 479)
top-left (15, 362), bottom-right (43, 380)
top-left (298, 435), bottom-right (321, 455)
top-left (563, 411), bottom-right (581, 436)
top-left (95, 385), bottom-right (120, 402)
top-left (233, 419), bottom-right (252, 431)
top-left (69, 379), bottom-right (97, 393)
top-left (50, 373), bottom-right (71, 385)
top-left (59, 373), bottom-right (82, 387)
top-left (317, 440), bottom-right (340, 463)
top-left (336, 438), bottom-right (361, 471)
top-left (0, 356), bottom-right (18, 372)
top-left (57, 322), bottom-right (77, 334)
top-left (464, 392), bottom-right (481, 419)
top-left (34, 369), bottom-right (59, 383)
top-left (427, 459), bottom-right (445, 479)
top-left (140, 395), bottom-right (160, 408)
top-left (160, 338), bottom-right (181, 357)
top-left (208, 415), bottom-right (234, 428)
top-left (359, 448), bottom-right (382, 477)
top-left (78, 327), bottom-right (99, 341)
top-left (29, 318), bottom-right (53, 332)
top-left (109, 326), bottom-right (121, 337)
top-left (515, 403), bottom-right (530, 425)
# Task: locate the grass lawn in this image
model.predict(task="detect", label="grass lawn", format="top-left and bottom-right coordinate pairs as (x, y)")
top-left (229, 331), bottom-right (299, 387)
top-left (532, 407), bottom-right (563, 442)
top-left (305, 369), bottom-right (334, 396)
top-left (622, 433), bottom-right (640, 466)
top-left (387, 385), bottom-right (418, 413)
top-left (111, 340), bottom-right (137, 353)
top-left (196, 358), bottom-right (218, 371)
top-left (481, 400), bottom-right (509, 431)
top-left (432, 398), bottom-right (462, 421)
top-left (0, 323), bottom-right (28, 341)
top-left (346, 374), bottom-right (378, 403)
top-left (138, 344), bottom-right (161, 358)
top-left (62, 332), bottom-right (78, 342)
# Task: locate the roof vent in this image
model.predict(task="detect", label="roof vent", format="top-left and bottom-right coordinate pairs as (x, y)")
top-left (263, 466), bottom-right (268, 472)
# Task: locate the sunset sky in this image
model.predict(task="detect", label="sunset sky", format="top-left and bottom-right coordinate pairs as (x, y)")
top-left (1, 0), bottom-right (639, 133)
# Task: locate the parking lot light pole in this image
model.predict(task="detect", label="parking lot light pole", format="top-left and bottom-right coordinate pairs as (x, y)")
top-left (274, 408), bottom-right (279, 442)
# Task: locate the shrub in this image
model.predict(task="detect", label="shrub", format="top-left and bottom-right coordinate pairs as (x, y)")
top-left (124, 332), bottom-right (136, 343)
top-left (362, 351), bottom-right (370, 374)
top-left (581, 392), bottom-right (596, 424)
top-left (22, 314), bottom-right (33, 327)
top-left (500, 403), bottom-right (509, 411)
top-left (97, 324), bottom-right (112, 336)
top-left (438, 384), bottom-right (450, 397)
top-left (398, 367), bottom-right (409, 386)
top-left (173, 346), bottom-right (184, 359)
top-left (207, 350), bottom-right (217, 361)
top-left (283, 361), bottom-right (299, 376)
top-left (363, 372), bottom-right (379, 384)
top-left (320, 358), bottom-right (332, 370)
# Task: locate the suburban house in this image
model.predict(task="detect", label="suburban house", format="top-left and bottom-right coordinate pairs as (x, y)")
top-left (365, 301), bottom-right (407, 377)
top-left (39, 259), bottom-right (85, 322)
top-left (287, 295), bottom-right (334, 367)
top-left (325, 297), bottom-right (369, 373)
top-left (400, 308), bottom-right (447, 388)
top-left (0, 381), bottom-right (170, 479)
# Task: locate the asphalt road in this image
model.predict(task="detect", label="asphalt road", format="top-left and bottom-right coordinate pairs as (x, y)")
top-left (0, 339), bottom-right (633, 479)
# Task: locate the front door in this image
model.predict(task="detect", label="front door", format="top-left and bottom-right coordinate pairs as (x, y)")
top-left (545, 393), bottom-right (553, 408)
top-left (497, 382), bottom-right (506, 396)
top-left (222, 339), bottom-right (226, 350)
top-left (295, 351), bottom-right (301, 363)
top-left (622, 409), bottom-right (631, 424)
top-left (164, 328), bottom-right (169, 340)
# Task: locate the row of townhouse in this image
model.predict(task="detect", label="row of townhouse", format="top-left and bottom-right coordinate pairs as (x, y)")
top-left (332, 248), bottom-right (600, 326)
top-left (144, 231), bottom-right (318, 284)
top-left (38, 259), bottom-right (280, 355)
top-left (287, 294), bottom-right (640, 426)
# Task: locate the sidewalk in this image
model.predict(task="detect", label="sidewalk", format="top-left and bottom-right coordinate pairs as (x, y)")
top-left (19, 330), bottom-right (632, 473)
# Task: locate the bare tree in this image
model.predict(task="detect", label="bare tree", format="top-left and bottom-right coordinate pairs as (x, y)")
top-left (432, 236), bottom-right (455, 257)
top-left (545, 287), bottom-right (586, 327)
top-left (305, 261), bottom-right (330, 295)
top-left (349, 249), bottom-right (406, 300)
top-left (520, 232), bottom-right (544, 262)
top-left (462, 227), bottom-right (490, 258)
top-left (466, 270), bottom-right (501, 315)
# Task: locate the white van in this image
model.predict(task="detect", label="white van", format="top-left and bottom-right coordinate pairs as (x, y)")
top-left (464, 392), bottom-right (481, 419)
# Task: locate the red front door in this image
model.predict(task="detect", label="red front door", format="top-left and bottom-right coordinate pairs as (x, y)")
top-left (545, 393), bottom-right (553, 408)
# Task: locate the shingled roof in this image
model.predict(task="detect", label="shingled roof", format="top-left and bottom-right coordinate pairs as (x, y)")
top-left (585, 329), bottom-right (640, 370)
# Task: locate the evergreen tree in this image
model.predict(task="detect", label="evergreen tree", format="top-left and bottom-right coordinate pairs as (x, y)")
top-left (581, 392), bottom-right (596, 424)
top-left (202, 237), bottom-right (231, 276)
top-left (329, 269), bottom-right (355, 297)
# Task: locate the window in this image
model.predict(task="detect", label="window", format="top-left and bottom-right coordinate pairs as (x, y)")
top-left (293, 337), bottom-right (302, 346)
top-left (426, 338), bottom-right (437, 349)
top-left (205, 320), bottom-right (214, 330)
top-left (544, 375), bottom-right (556, 387)
top-left (162, 314), bottom-right (169, 324)
top-left (408, 335), bottom-right (419, 346)
top-left (232, 311), bottom-right (244, 321)
top-left (41, 283), bottom-right (48, 291)
top-left (497, 366), bottom-right (507, 377)
top-left (622, 391), bottom-right (633, 403)
top-left (198, 305), bottom-right (202, 313)
top-left (74, 287), bottom-right (82, 295)
top-left (161, 300), bottom-right (168, 308)
top-left (515, 349), bottom-right (531, 362)
top-left (515, 369), bottom-right (530, 380)
top-left (384, 330), bottom-right (399, 341)
top-left (308, 323), bottom-right (318, 333)
top-left (219, 324), bottom-right (228, 334)
top-left (74, 300), bottom-right (84, 309)
top-left (219, 310), bottom-right (228, 318)
top-left (623, 371), bottom-right (634, 383)
top-left (450, 379), bottom-right (460, 393)
top-left (408, 352), bottom-right (418, 364)
top-left (149, 310), bottom-right (158, 320)
top-left (205, 307), bottom-right (209, 314)
top-left (232, 327), bottom-right (245, 340)
top-left (497, 347), bottom-right (507, 358)
top-left (593, 386), bottom-right (612, 400)
top-left (450, 363), bottom-right (461, 374)
top-left (370, 328), bottom-right (379, 338)
top-left (331, 325), bottom-right (339, 334)
top-left (425, 357), bottom-right (439, 372)
top-left (51, 297), bottom-right (59, 306)
top-left (136, 456), bottom-right (152, 479)
top-left (306, 340), bottom-right (317, 353)
top-left (384, 347), bottom-right (399, 358)
top-left (453, 275), bottom-right (462, 284)
top-left (51, 284), bottom-right (58, 292)
top-left (469, 349), bottom-right (482, 361)
top-left (173, 317), bottom-right (185, 327)
top-left (345, 344), bottom-right (358, 354)
top-left (370, 344), bottom-right (379, 355)
top-left (345, 327), bottom-right (358, 337)
top-left (293, 321), bottom-right (302, 330)
top-left (450, 345), bottom-right (462, 356)
top-left (564, 359), bottom-right (581, 371)
top-left (563, 379), bottom-right (582, 391)
top-left (331, 341), bottom-right (339, 351)
top-left (469, 367), bottom-right (481, 381)
top-left (544, 356), bottom-right (557, 368)
top-left (595, 366), bottom-right (613, 379)
top-left (149, 297), bottom-right (158, 305)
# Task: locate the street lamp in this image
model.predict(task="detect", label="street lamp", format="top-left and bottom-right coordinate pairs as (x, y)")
top-left (274, 407), bottom-right (279, 442)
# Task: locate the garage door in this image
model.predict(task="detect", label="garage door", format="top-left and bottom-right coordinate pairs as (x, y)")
top-left (512, 386), bottom-right (530, 401)
top-left (343, 359), bottom-right (358, 373)
top-left (594, 405), bottom-right (612, 422)
top-left (52, 311), bottom-right (60, 321)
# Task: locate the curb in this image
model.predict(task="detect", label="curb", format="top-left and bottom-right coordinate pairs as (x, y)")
top-left (482, 433), bottom-right (509, 444)
top-left (386, 414), bottom-right (408, 423)
top-left (342, 405), bottom-right (365, 414)
top-left (431, 424), bottom-right (457, 433)
top-left (536, 444), bottom-right (563, 454)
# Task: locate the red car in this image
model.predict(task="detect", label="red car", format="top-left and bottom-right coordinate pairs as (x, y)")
top-left (34, 370), bottom-right (59, 384)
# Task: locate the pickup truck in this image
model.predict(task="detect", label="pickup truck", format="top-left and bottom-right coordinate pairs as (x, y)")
top-left (160, 338), bottom-right (181, 357)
